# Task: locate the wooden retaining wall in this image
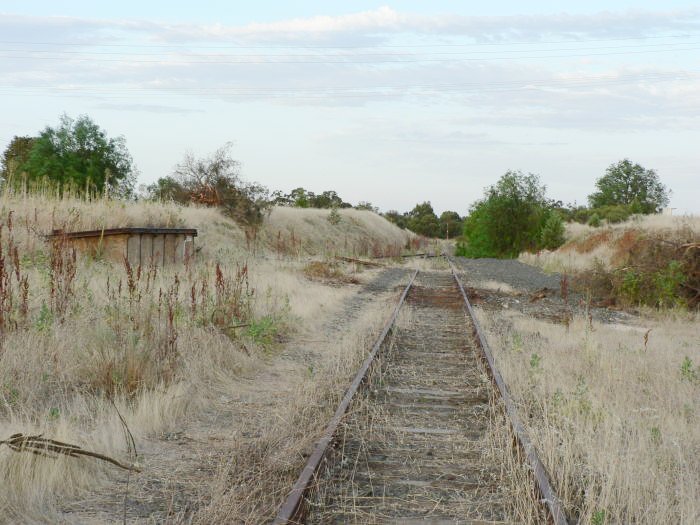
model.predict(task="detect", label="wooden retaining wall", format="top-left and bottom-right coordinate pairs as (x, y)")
top-left (48, 228), bottom-right (197, 266)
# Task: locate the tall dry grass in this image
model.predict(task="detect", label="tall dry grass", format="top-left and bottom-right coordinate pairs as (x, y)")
top-left (521, 213), bottom-right (699, 274)
top-left (262, 206), bottom-right (413, 257)
top-left (192, 299), bottom-right (393, 523)
top-left (477, 309), bottom-right (700, 524)
top-left (0, 189), bottom-right (404, 521)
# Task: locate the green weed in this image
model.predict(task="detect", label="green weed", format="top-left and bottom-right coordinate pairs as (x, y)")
top-left (247, 316), bottom-right (280, 349)
top-left (35, 302), bottom-right (53, 331)
top-left (591, 509), bottom-right (607, 525)
top-left (680, 356), bottom-right (698, 382)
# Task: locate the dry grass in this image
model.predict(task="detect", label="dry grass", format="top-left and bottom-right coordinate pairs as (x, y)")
top-left (192, 299), bottom-right (392, 523)
top-left (0, 189), bottom-right (408, 522)
top-left (521, 213), bottom-right (700, 274)
top-left (477, 308), bottom-right (700, 524)
top-left (302, 260), bottom-right (361, 285)
top-left (262, 206), bottom-right (413, 257)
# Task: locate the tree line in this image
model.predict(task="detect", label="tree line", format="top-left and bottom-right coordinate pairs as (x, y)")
top-left (453, 161), bottom-right (670, 258)
top-left (1, 113), bottom-right (672, 258)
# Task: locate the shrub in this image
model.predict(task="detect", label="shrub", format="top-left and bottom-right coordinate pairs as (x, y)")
top-left (587, 213), bottom-right (601, 227)
top-left (327, 207), bottom-right (341, 225)
top-left (145, 143), bottom-right (269, 227)
top-left (576, 233), bottom-right (699, 309)
top-left (460, 171), bottom-right (553, 258)
top-left (596, 204), bottom-right (633, 224)
top-left (540, 212), bottom-right (566, 250)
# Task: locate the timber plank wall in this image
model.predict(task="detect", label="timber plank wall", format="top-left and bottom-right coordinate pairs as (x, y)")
top-left (47, 228), bottom-right (198, 266)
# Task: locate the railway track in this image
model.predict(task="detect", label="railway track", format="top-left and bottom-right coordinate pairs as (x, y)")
top-left (274, 260), bottom-right (567, 524)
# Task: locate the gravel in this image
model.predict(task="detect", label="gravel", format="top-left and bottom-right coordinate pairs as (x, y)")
top-left (452, 257), bottom-right (562, 293)
top-left (323, 267), bottom-right (414, 340)
top-left (452, 256), bottom-right (636, 325)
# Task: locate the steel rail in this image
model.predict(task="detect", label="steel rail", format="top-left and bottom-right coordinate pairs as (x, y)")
top-left (272, 269), bottom-right (418, 525)
top-left (447, 257), bottom-right (569, 525)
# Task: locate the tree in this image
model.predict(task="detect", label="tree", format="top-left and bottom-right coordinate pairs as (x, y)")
top-left (384, 210), bottom-right (408, 229)
top-left (288, 187), bottom-right (311, 208)
top-left (355, 201), bottom-right (378, 212)
top-left (588, 159), bottom-right (670, 214)
top-left (19, 114), bottom-right (135, 196)
top-left (540, 212), bottom-right (565, 250)
top-left (1, 136), bottom-right (36, 182)
top-left (143, 176), bottom-right (187, 202)
top-left (312, 190), bottom-right (351, 209)
top-left (459, 171), bottom-right (551, 258)
top-left (439, 211), bottom-right (463, 239)
top-left (169, 143), bottom-right (269, 226)
top-left (406, 202), bottom-right (441, 237)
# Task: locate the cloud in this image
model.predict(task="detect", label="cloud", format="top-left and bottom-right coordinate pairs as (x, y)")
top-left (92, 103), bottom-right (203, 114)
top-left (2, 8), bottom-right (700, 130)
top-left (141, 7), bottom-right (700, 43)
top-left (2, 7), bottom-right (700, 45)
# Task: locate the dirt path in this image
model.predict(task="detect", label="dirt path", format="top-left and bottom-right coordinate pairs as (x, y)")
top-left (308, 270), bottom-right (514, 524)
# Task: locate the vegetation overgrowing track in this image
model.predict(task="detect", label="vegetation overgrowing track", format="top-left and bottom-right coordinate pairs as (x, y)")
top-left (273, 258), bottom-right (567, 524)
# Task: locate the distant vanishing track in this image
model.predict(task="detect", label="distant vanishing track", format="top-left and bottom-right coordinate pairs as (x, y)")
top-left (273, 261), bottom-right (567, 524)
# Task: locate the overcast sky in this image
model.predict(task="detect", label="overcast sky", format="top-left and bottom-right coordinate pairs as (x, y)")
top-left (1, 1), bottom-right (699, 215)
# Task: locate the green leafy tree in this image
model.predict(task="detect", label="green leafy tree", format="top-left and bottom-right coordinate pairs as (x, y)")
top-left (311, 190), bottom-right (351, 209)
top-left (143, 176), bottom-right (187, 201)
top-left (288, 187), bottom-right (311, 208)
top-left (439, 211), bottom-right (463, 239)
top-left (269, 189), bottom-right (292, 206)
top-left (588, 159), bottom-right (670, 213)
top-left (587, 213), bottom-right (601, 227)
top-left (459, 171), bottom-right (550, 258)
top-left (276, 188), bottom-right (351, 209)
top-left (1, 136), bottom-right (36, 182)
top-left (384, 210), bottom-right (408, 229)
top-left (355, 201), bottom-right (378, 212)
top-left (19, 114), bottom-right (135, 196)
top-left (406, 202), bottom-right (441, 237)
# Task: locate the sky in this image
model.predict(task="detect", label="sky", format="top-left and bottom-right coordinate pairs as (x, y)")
top-left (1, 2), bottom-right (699, 215)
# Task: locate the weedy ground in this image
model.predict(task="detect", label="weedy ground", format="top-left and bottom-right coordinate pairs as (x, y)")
top-left (520, 213), bottom-right (700, 274)
top-left (520, 213), bottom-right (700, 309)
top-left (477, 308), bottom-right (699, 523)
top-left (454, 249), bottom-right (699, 523)
top-left (0, 190), bottom-right (413, 522)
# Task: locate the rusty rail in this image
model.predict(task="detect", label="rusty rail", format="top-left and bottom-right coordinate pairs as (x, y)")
top-left (272, 269), bottom-right (418, 525)
top-left (273, 261), bottom-right (567, 524)
top-left (447, 257), bottom-right (569, 525)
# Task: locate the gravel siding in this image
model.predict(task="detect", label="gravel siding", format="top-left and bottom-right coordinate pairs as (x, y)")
top-left (453, 257), bottom-right (562, 292)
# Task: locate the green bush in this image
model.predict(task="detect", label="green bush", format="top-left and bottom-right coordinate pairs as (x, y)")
top-left (460, 171), bottom-right (552, 258)
top-left (587, 213), bottom-right (601, 227)
top-left (619, 269), bottom-right (642, 303)
top-left (614, 256), bottom-right (687, 308)
top-left (540, 212), bottom-right (566, 250)
top-left (654, 260), bottom-right (686, 308)
top-left (595, 204), bottom-right (633, 224)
